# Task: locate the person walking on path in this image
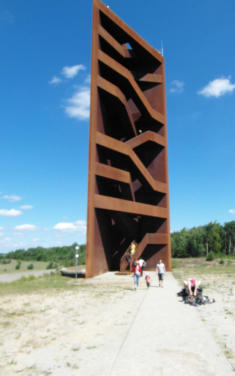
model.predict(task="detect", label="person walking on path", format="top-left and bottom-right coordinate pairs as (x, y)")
top-left (138, 258), bottom-right (145, 276)
top-left (156, 259), bottom-right (165, 287)
top-left (132, 261), bottom-right (142, 290)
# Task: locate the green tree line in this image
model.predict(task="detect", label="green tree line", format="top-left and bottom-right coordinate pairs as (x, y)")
top-left (171, 221), bottom-right (235, 257)
top-left (1, 221), bottom-right (235, 263)
top-left (0, 243), bottom-right (86, 266)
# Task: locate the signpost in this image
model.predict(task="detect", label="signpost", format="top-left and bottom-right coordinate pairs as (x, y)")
top-left (75, 245), bottom-right (79, 279)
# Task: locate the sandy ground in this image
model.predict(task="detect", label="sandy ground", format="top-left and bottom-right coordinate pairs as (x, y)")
top-left (0, 272), bottom-right (235, 375)
top-left (197, 274), bottom-right (235, 371)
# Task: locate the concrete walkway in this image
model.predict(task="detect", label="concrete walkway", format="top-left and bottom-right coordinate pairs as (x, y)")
top-left (108, 272), bottom-right (234, 376)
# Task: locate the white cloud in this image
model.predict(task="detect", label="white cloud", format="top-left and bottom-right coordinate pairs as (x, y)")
top-left (85, 74), bottom-right (91, 84)
top-left (3, 195), bottom-right (22, 202)
top-left (15, 224), bottom-right (37, 231)
top-left (62, 64), bottom-right (85, 79)
top-left (53, 220), bottom-right (87, 234)
top-left (53, 222), bottom-right (77, 232)
top-left (229, 209), bottom-right (235, 214)
top-left (20, 205), bottom-right (33, 210)
top-left (198, 76), bottom-right (235, 98)
top-left (0, 226), bottom-right (4, 230)
top-left (49, 76), bottom-right (62, 85)
top-left (0, 233), bottom-right (3, 237)
top-left (65, 86), bottom-right (90, 120)
top-left (0, 209), bottom-right (22, 217)
top-left (170, 80), bottom-right (184, 94)
top-left (74, 220), bottom-right (87, 234)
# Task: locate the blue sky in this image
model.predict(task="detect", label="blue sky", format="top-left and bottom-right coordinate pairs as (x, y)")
top-left (1, 0), bottom-right (235, 253)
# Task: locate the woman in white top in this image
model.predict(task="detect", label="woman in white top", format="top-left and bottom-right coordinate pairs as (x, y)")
top-left (156, 259), bottom-right (165, 287)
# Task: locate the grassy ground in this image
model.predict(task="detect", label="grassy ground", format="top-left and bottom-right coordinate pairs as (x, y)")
top-left (0, 264), bottom-right (88, 295)
top-left (0, 273), bottom-right (132, 297)
top-left (0, 273), bottom-right (81, 295)
top-left (0, 260), bottom-right (50, 274)
top-left (172, 256), bottom-right (235, 289)
top-left (1, 257), bottom-right (235, 296)
top-left (0, 260), bottom-right (86, 274)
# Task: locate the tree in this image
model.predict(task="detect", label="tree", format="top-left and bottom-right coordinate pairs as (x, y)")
top-left (223, 221), bottom-right (235, 255)
top-left (170, 221), bottom-right (233, 258)
top-left (171, 229), bottom-right (188, 257)
top-left (204, 222), bottom-right (223, 254)
top-left (186, 226), bottom-right (206, 257)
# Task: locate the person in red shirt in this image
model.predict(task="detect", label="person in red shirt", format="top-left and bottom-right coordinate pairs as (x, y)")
top-left (132, 261), bottom-right (142, 290)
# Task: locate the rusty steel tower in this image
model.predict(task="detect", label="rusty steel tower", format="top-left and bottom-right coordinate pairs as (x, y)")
top-left (86, 0), bottom-right (171, 277)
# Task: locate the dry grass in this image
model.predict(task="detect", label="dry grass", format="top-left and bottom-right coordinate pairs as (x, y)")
top-left (0, 260), bottom-right (49, 274)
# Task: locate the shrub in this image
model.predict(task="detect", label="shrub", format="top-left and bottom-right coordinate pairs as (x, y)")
top-left (206, 251), bottom-right (215, 261)
top-left (64, 259), bottom-right (75, 267)
top-left (15, 261), bottom-right (21, 270)
top-left (20, 275), bottom-right (35, 282)
top-left (219, 258), bottom-right (225, 264)
top-left (27, 263), bottom-right (34, 270)
top-left (46, 261), bottom-right (58, 269)
top-left (27, 275), bottom-right (35, 281)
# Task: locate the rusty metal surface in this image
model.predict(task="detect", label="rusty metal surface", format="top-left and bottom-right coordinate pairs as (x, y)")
top-left (86, 0), bottom-right (171, 277)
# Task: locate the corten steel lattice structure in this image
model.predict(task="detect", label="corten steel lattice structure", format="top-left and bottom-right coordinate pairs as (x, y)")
top-left (86, 0), bottom-right (171, 277)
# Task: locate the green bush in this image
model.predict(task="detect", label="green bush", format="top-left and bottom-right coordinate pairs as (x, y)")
top-left (219, 258), bottom-right (225, 264)
top-left (46, 261), bottom-right (58, 269)
top-left (15, 261), bottom-right (21, 270)
top-left (206, 251), bottom-right (216, 261)
top-left (20, 275), bottom-right (35, 282)
top-left (27, 263), bottom-right (34, 270)
top-left (64, 259), bottom-right (75, 267)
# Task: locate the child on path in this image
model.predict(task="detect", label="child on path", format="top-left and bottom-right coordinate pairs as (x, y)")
top-left (145, 274), bottom-right (151, 288)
